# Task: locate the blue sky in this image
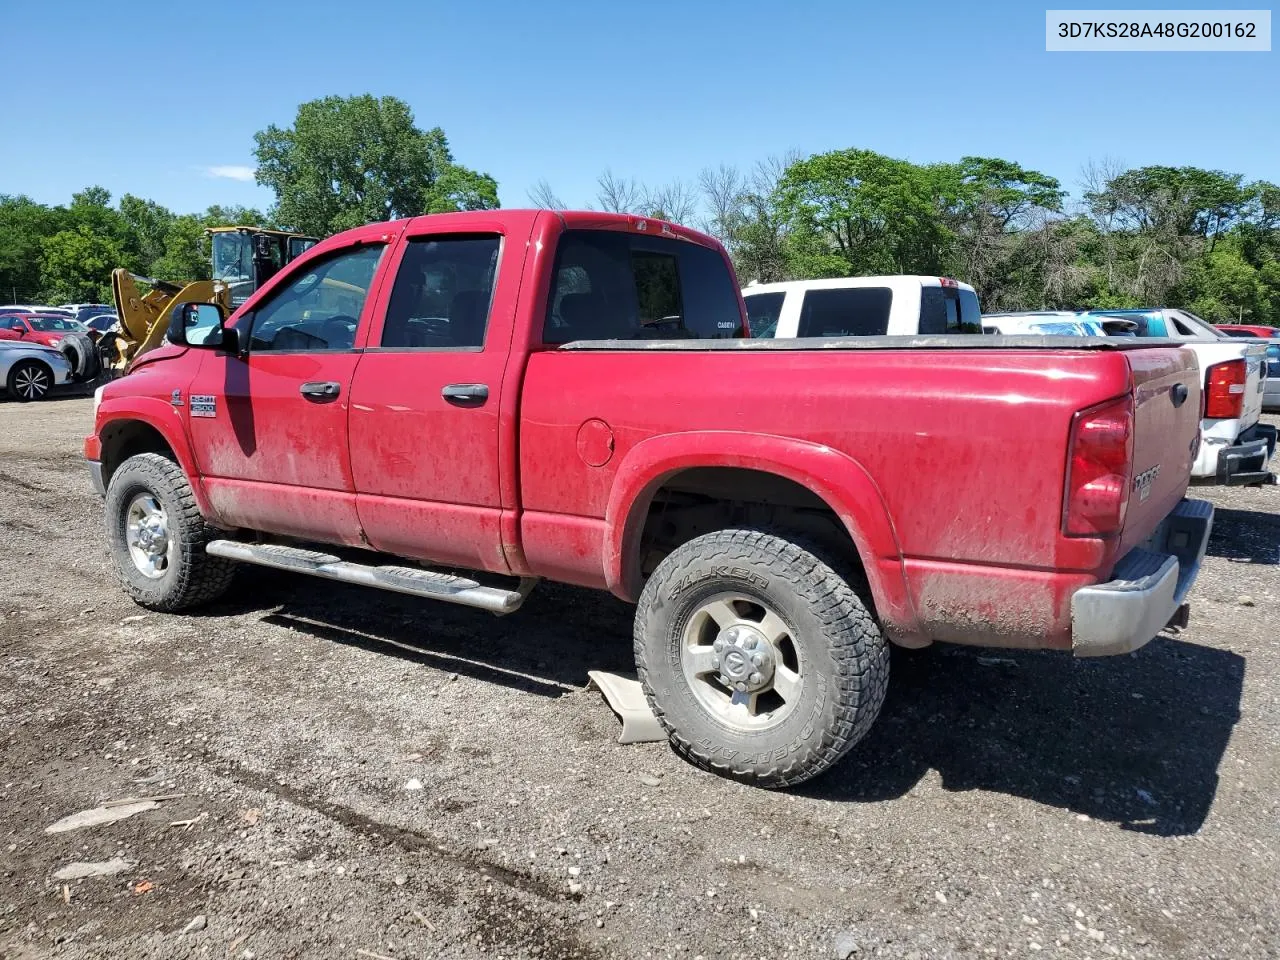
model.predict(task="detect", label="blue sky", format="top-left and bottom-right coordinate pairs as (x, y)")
top-left (2, 0), bottom-right (1275, 216)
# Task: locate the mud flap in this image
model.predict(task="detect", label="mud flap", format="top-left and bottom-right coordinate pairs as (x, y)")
top-left (586, 671), bottom-right (666, 744)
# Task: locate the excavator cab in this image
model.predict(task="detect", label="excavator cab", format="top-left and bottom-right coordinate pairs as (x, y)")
top-left (210, 227), bottom-right (319, 307)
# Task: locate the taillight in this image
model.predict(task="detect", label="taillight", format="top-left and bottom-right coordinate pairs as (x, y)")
top-left (938, 277), bottom-right (959, 288)
top-left (1205, 359), bottom-right (1246, 419)
top-left (1063, 396), bottom-right (1134, 538)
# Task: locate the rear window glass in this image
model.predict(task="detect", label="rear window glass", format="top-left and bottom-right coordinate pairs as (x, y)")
top-left (543, 230), bottom-right (744, 343)
top-left (743, 292), bottom-right (785, 338)
top-left (920, 286), bottom-right (983, 334)
top-left (797, 287), bottom-right (892, 338)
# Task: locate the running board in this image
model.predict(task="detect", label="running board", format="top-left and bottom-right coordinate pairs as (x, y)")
top-left (205, 540), bottom-right (535, 615)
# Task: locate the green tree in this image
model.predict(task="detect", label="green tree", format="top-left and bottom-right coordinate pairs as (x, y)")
top-left (119, 194), bottom-right (176, 274)
top-left (775, 148), bottom-right (954, 278)
top-left (39, 226), bottom-right (125, 303)
top-left (0, 196), bottom-right (66, 301)
top-left (150, 215), bottom-right (209, 282)
top-left (253, 95), bottom-right (498, 236)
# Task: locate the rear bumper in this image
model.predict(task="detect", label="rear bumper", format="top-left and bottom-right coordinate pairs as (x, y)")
top-left (1215, 423), bottom-right (1277, 486)
top-left (1071, 498), bottom-right (1213, 657)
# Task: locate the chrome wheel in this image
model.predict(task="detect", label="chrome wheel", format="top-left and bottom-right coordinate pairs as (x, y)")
top-left (681, 593), bottom-right (804, 730)
top-left (125, 493), bottom-right (174, 579)
top-left (11, 362), bottom-right (50, 400)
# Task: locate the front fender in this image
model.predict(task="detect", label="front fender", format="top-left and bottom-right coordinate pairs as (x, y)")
top-left (602, 431), bottom-right (915, 630)
top-left (93, 395), bottom-right (211, 516)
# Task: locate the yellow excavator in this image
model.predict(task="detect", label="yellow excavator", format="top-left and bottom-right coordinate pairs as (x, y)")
top-left (106, 226), bottom-right (318, 374)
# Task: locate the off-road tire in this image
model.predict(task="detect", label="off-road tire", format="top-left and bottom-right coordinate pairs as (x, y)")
top-left (105, 453), bottom-right (236, 611)
top-left (60, 332), bottom-right (100, 382)
top-left (6, 359), bottom-right (54, 401)
top-left (634, 528), bottom-right (890, 788)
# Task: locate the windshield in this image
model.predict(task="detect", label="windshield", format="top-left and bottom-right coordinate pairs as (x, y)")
top-left (27, 316), bottom-right (80, 331)
top-left (212, 232), bottom-right (255, 306)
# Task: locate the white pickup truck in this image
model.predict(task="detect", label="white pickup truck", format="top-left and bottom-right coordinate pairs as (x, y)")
top-left (741, 276), bottom-right (982, 338)
top-left (1080, 309), bottom-right (1276, 486)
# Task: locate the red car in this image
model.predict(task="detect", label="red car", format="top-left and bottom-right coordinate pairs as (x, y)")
top-left (86, 210), bottom-right (1212, 787)
top-left (0, 312), bottom-right (87, 349)
top-left (1216, 324), bottom-right (1279, 339)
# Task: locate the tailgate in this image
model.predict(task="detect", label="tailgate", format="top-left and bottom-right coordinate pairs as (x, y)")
top-left (1240, 342), bottom-right (1267, 428)
top-left (1117, 346), bottom-right (1201, 557)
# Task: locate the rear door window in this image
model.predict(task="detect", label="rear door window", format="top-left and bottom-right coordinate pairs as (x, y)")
top-left (742, 292), bottom-right (785, 338)
top-left (797, 287), bottom-right (892, 338)
top-left (543, 231), bottom-right (744, 343)
top-left (380, 235), bottom-right (501, 349)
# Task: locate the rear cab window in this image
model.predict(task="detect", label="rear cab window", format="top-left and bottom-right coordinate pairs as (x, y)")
top-left (742, 292), bottom-right (785, 338)
top-left (543, 231), bottom-right (744, 343)
top-left (920, 284), bottom-right (982, 334)
top-left (797, 287), bottom-right (892, 337)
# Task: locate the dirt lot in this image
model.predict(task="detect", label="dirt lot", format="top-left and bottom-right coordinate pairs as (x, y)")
top-left (1, 396), bottom-right (1277, 960)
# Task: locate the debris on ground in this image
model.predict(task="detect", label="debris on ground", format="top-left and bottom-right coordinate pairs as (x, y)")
top-left (180, 915), bottom-right (207, 935)
top-left (44, 800), bottom-right (159, 834)
top-left (52, 858), bottom-right (133, 880)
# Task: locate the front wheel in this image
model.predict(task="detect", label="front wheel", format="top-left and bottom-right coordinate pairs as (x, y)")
top-left (104, 453), bottom-right (236, 610)
top-left (634, 528), bottom-right (889, 788)
top-left (7, 360), bottom-right (53, 401)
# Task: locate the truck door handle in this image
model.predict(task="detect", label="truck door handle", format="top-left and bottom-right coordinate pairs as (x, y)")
top-left (300, 381), bottom-right (341, 401)
top-left (1171, 383), bottom-right (1188, 407)
top-left (442, 383), bottom-right (489, 405)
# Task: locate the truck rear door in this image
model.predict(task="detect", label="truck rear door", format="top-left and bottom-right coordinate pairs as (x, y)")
top-left (1115, 346), bottom-right (1202, 557)
top-left (346, 212), bottom-right (539, 573)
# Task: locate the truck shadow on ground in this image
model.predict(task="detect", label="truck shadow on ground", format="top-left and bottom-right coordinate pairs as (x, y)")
top-left (201, 571), bottom-right (637, 698)
top-left (199, 573), bottom-right (1241, 839)
top-left (1207, 506), bottom-right (1280, 565)
top-left (809, 638), bottom-right (1243, 837)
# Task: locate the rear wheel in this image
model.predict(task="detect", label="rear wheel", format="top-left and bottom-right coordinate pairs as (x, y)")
top-left (634, 528), bottom-right (889, 787)
top-left (7, 360), bottom-right (53, 401)
top-left (105, 453), bottom-right (236, 610)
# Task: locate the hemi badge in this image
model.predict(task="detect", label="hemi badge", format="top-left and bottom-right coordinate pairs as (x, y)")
top-left (170, 389), bottom-right (184, 406)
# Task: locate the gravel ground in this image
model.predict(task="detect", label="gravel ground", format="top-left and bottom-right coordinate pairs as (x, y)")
top-left (1, 396), bottom-right (1277, 960)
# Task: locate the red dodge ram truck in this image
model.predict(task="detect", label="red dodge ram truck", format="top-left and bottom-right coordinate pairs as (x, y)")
top-left (87, 210), bottom-right (1213, 787)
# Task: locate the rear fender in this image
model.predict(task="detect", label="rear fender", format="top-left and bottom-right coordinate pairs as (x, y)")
top-left (95, 397), bottom-right (211, 515)
top-left (603, 431), bottom-right (914, 628)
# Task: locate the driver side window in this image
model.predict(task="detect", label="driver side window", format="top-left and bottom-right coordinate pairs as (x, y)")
top-left (246, 245), bottom-right (384, 353)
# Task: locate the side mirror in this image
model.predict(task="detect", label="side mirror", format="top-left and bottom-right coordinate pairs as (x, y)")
top-left (167, 301), bottom-right (230, 349)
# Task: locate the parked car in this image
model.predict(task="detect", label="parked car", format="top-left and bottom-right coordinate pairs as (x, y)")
top-left (0, 312), bottom-right (101, 383)
top-left (981, 313), bottom-right (1139, 336)
top-left (1080, 308), bottom-right (1276, 486)
top-left (84, 314), bottom-right (120, 339)
top-left (1216, 324), bottom-right (1279, 339)
top-left (0, 304), bottom-right (74, 319)
top-left (0, 312), bottom-right (86, 348)
top-left (1265, 344), bottom-right (1280, 411)
top-left (88, 210), bottom-right (1212, 787)
top-left (741, 276), bottom-right (982, 338)
top-left (62, 303), bottom-right (116, 326)
top-left (0, 339), bottom-right (74, 401)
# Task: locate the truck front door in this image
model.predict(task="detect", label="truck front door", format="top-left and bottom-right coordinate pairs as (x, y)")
top-left (185, 237), bottom-right (389, 545)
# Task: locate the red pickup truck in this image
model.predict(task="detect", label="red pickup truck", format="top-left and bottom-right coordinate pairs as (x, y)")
top-left (87, 210), bottom-right (1213, 787)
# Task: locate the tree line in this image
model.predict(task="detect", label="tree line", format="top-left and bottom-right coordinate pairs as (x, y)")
top-left (3, 94), bottom-right (1277, 325)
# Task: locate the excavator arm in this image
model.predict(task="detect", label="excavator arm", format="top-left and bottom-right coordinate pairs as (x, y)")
top-left (109, 269), bottom-right (229, 373)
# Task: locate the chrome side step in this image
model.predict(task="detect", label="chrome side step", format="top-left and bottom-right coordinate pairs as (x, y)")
top-left (205, 540), bottom-right (535, 615)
